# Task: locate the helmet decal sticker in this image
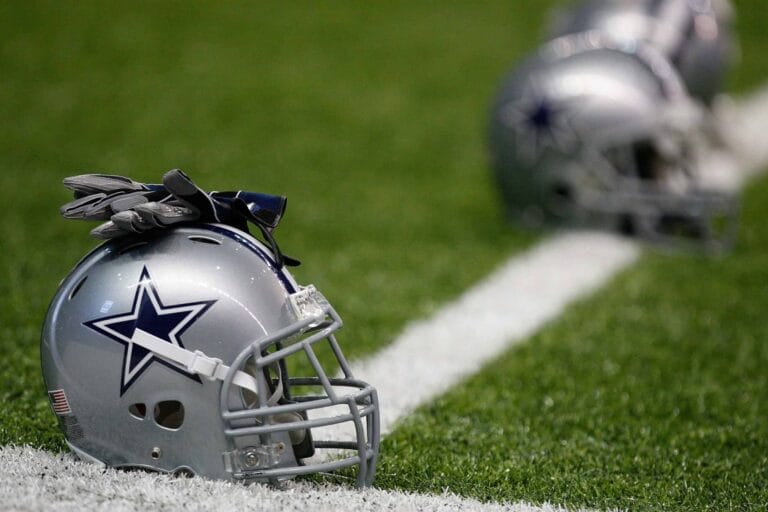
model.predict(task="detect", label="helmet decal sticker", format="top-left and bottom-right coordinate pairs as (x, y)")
top-left (84, 266), bottom-right (216, 395)
top-left (501, 90), bottom-right (578, 162)
top-left (48, 389), bottom-right (72, 416)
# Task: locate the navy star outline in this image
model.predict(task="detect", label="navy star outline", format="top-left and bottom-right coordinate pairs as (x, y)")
top-left (500, 80), bottom-right (581, 162)
top-left (84, 267), bottom-right (216, 396)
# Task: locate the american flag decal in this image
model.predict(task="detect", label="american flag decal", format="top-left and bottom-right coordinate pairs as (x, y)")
top-left (48, 389), bottom-right (72, 415)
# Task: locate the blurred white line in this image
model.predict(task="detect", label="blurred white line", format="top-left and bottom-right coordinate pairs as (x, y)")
top-left (716, 88), bottom-right (768, 174)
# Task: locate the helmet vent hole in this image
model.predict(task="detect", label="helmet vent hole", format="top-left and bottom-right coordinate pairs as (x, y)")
top-left (154, 400), bottom-right (185, 430)
top-left (551, 183), bottom-right (572, 202)
top-left (128, 403), bottom-right (147, 419)
top-left (188, 235), bottom-right (221, 245)
top-left (118, 241), bottom-right (149, 255)
top-left (68, 275), bottom-right (88, 301)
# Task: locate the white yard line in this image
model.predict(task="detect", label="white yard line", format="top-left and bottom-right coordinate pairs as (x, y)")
top-left (346, 230), bottom-right (639, 436)
top-left (5, 86), bottom-right (768, 512)
top-left (697, 91), bottom-right (768, 192)
top-left (0, 446), bottom-right (595, 512)
top-left (716, 88), bottom-right (768, 175)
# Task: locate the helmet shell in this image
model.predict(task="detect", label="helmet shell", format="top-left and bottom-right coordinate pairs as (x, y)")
top-left (488, 34), bottom-right (685, 226)
top-left (41, 224), bottom-right (364, 481)
top-left (488, 33), bottom-right (739, 252)
top-left (548, 0), bottom-right (737, 104)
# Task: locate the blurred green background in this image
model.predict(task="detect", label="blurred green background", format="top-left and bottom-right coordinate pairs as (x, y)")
top-left (1, 1), bottom-right (767, 509)
top-left (1, 0), bottom-right (554, 450)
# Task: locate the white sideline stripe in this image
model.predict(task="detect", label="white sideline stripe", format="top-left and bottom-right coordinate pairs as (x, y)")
top-left (347, 231), bottom-right (640, 436)
top-left (716, 88), bottom-right (768, 175)
top-left (337, 85), bottom-right (768, 437)
top-left (5, 87), bottom-right (768, 512)
top-left (698, 91), bottom-right (768, 192)
top-left (0, 446), bottom-right (596, 512)
top-left (311, 233), bottom-right (639, 443)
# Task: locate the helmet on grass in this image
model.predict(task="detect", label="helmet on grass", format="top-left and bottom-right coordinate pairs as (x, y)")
top-left (41, 223), bottom-right (379, 486)
top-left (488, 33), bottom-right (738, 251)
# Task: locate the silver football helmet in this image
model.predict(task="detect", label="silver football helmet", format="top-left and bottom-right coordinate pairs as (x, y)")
top-left (488, 32), bottom-right (738, 251)
top-left (41, 223), bottom-right (379, 486)
top-left (548, 0), bottom-right (737, 104)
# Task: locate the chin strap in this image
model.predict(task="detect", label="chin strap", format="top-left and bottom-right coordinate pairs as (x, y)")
top-left (131, 329), bottom-right (283, 406)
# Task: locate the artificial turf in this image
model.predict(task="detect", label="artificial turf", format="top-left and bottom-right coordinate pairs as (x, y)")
top-left (373, 1), bottom-right (768, 502)
top-left (0, 1), bottom-right (549, 450)
top-left (376, 173), bottom-right (768, 510)
top-left (0, 1), bottom-right (766, 509)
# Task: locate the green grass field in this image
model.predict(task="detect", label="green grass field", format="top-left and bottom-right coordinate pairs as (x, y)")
top-left (1, 1), bottom-right (767, 510)
top-left (376, 176), bottom-right (768, 510)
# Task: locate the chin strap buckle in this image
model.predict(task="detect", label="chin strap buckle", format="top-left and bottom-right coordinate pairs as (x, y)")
top-left (130, 329), bottom-right (259, 393)
top-left (187, 350), bottom-right (223, 380)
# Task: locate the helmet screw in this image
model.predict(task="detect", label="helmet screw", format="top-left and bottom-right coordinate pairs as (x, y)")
top-left (243, 448), bottom-right (260, 468)
top-left (151, 447), bottom-right (162, 459)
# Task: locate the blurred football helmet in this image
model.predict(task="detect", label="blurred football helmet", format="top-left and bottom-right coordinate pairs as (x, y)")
top-left (548, 0), bottom-right (737, 104)
top-left (41, 224), bottom-right (379, 486)
top-left (488, 32), bottom-right (738, 251)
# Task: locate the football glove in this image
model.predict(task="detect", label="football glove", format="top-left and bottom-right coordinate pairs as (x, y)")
top-left (61, 169), bottom-right (298, 266)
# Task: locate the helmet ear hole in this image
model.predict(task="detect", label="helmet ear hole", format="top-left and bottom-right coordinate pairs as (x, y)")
top-left (128, 403), bottom-right (147, 419)
top-left (619, 214), bottom-right (637, 236)
top-left (633, 141), bottom-right (662, 180)
top-left (154, 400), bottom-right (185, 430)
top-left (549, 182), bottom-right (576, 218)
top-left (551, 182), bottom-right (573, 202)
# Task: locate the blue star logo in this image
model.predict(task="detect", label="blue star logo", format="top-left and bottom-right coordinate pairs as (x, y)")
top-left (84, 267), bottom-right (216, 395)
top-left (500, 89), bottom-right (579, 161)
top-left (527, 100), bottom-right (555, 133)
